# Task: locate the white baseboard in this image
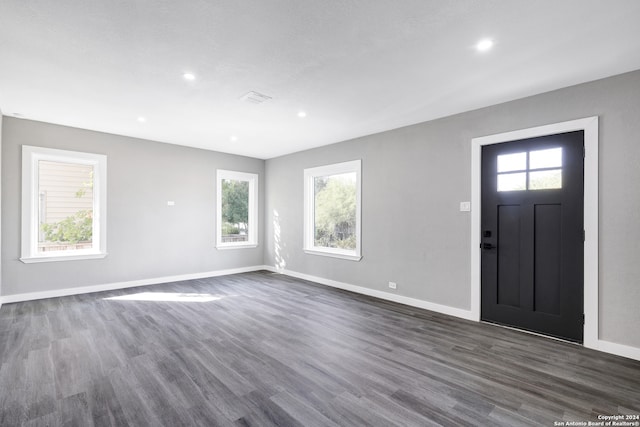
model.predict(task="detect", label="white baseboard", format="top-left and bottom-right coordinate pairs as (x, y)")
top-left (2, 264), bottom-right (638, 362)
top-left (263, 266), bottom-right (476, 321)
top-left (593, 339), bottom-right (640, 362)
top-left (264, 266), bottom-right (640, 362)
top-left (0, 265), bottom-right (268, 304)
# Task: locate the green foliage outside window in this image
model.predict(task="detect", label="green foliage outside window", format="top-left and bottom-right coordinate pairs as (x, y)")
top-left (41, 210), bottom-right (92, 244)
top-left (221, 179), bottom-right (249, 236)
top-left (314, 174), bottom-right (356, 249)
top-left (41, 172), bottom-right (93, 244)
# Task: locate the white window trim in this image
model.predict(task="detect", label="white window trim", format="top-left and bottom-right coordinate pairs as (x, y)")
top-left (303, 160), bottom-right (362, 261)
top-left (216, 170), bottom-right (258, 249)
top-left (21, 145), bottom-right (107, 263)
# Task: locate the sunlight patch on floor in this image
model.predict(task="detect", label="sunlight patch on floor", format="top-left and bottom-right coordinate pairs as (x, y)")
top-left (104, 292), bottom-right (225, 302)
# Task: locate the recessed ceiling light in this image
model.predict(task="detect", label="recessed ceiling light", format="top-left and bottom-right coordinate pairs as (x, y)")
top-left (476, 38), bottom-right (494, 52)
top-left (230, 135), bottom-right (238, 142)
top-left (183, 72), bottom-right (196, 81)
top-left (137, 116), bottom-right (146, 123)
top-left (297, 111), bottom-right (307, 118)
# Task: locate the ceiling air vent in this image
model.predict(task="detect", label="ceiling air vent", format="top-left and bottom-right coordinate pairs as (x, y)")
top-left (240, 91), bottom-right (272, 104)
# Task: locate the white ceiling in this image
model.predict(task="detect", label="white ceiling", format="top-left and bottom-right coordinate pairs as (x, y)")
top-left (1, 1), bottom-right (640, 159)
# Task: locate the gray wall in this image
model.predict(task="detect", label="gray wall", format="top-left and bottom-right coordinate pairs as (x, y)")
top-left (264, 69), bottom-right (640, 349)
top-left (0, 111), bottom-right (3, 302)
top-left (1, 118), bottom-right (264, 296)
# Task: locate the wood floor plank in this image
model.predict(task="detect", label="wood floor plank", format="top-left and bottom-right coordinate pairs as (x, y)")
top-left (0, 270), bottom-right (638, 426)
top-left (57, 392), bottom-right (92, 427)
top-left (108, 364), bottom-right (163, 426)
top-left (23, 347), bottom-right (56, 421)
top-left (85, 376), bottom-right (130, 427)
top-left (238, 390), bottom-right (305, 427)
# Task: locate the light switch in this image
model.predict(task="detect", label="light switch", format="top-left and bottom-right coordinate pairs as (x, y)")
top-left (167, 201), bottom-right (175, 206)
top-left (460, 201), bottom-right (471, 212)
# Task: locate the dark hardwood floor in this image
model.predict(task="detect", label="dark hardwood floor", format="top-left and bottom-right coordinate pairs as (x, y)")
top-left (0, 271), bottom-right (638, 426)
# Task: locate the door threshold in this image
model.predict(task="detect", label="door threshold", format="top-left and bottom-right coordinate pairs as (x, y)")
top-left (480, 320), bottom-right (583, 346)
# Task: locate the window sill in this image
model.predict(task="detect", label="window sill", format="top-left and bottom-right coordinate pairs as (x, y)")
top-left (20, 252), bottom-right (108, 264)
top-left (216, 244), bottom-right (258, 250)
top-left (304, 248), bottom-right (362, 261)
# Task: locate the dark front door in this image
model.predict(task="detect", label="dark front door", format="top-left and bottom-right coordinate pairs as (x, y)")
top-left (481, 131), bottom-right (584, 342)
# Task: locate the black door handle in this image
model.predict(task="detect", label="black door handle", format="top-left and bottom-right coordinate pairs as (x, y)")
top-left (482, 243), bottom-right (495, 250)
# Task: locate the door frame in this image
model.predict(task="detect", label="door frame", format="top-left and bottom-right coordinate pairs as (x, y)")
top-left (471, 117), bottom-right (598, 349)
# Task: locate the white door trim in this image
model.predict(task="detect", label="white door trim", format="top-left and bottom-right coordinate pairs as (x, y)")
top-left (470, 117), bottom-right (599, 349)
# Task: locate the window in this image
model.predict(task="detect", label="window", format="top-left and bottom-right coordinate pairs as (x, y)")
top-left (21, 145), bottom-right (107, 263)
top-left (304, 160), bottom-right (361, 261)
top-left (216, 170), bottom-right (258, 249)
top-left (497, 147), bottom-right (562, 192)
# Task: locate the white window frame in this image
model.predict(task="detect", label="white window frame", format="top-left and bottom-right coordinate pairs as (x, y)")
top-left (21, 145), bottom-right (107, 263)
top-left (216, 170), bottom-right (258, 249)
top-left (303, 160), bottom-right (362, 261)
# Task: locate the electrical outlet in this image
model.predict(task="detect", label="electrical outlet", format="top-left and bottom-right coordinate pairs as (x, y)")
top-left (388, 281), bottom-right (397, 290)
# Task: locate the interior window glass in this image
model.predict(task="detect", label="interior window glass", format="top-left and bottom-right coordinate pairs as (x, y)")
top-left (497, 172), bottom-right (527, 192)
top-left (530, 147), bottom-right (562, 170)
top-left (38, 161), bottom-right (94, 253)
top-left (497, 152), bottom-right (526, 173)
top-left (313, 172), bottom-right (357, 250)
top-left (529, 169), bottom-right (562, 190)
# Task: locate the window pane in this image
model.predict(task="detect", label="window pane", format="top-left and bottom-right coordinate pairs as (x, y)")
top-left (38, 160), bottom-right (94, 253)
top-left (530, 147), bottom-right (562, 170)
top-left (497, 152), bottom-right (526, 172)
top-left (529, 169), bottom-right (562, 190)
top-left (221, 179), bottom-right (249, 243)
top-left (497, 172), bottom-right (526, 192)
top-left (314, 172), bottom-right (356, 249)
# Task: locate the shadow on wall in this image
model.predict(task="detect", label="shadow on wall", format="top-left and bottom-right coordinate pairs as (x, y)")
top-left (273, 210), bottom-right (287, 272)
